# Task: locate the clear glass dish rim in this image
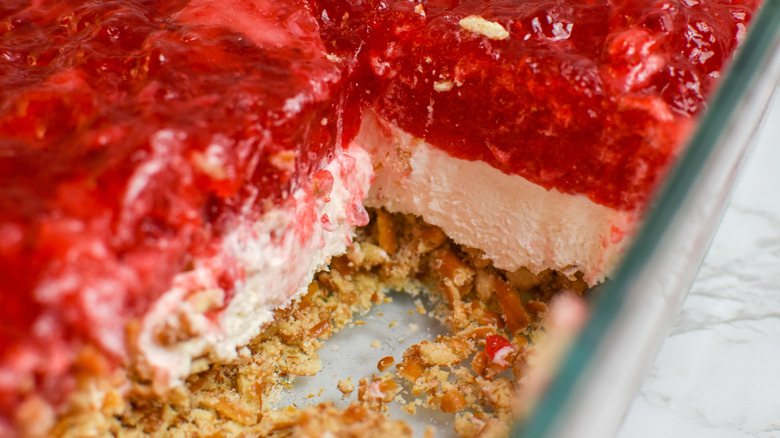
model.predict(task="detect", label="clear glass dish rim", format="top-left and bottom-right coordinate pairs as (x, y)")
top-left (514, 4), bottom-right (780, 438)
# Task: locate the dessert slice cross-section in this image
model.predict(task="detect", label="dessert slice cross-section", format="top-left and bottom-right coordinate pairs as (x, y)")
top-left (318, 0), bottom-right (757, 284)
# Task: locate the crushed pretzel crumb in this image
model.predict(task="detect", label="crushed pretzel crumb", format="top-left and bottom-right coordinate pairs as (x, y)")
top-left (338, 378), bottom-right (355, 394)
top-left (434, 80), bottom-right (454, 92)
top-left (459, 15), bottom-right (510, 40)
top-left (39, 209), bottom-right (588, 438)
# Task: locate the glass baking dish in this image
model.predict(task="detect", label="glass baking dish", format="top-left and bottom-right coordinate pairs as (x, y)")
top-left (277, 5), bottom-right (780, 437)
top-left (513, 4), bottom-right (780, 438)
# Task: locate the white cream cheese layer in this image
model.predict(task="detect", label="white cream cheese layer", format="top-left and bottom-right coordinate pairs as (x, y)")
top-left (136, 144), bottom-right (374, 385)
top-left (356, 109), bottom-right (633, 286)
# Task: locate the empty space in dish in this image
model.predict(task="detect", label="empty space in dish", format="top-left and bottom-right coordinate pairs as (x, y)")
top-left (271, 290), bottom-right (459, 436)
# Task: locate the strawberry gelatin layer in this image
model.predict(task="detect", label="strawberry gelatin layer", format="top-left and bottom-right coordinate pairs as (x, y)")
top-left (0, 0), bottom-right (371, 423)
top-left (318, 0), bottom-right (757, 283)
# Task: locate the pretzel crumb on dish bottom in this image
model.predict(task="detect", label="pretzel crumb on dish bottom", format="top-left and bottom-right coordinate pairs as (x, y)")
top-left (44, 209), bottom-right (588, 438)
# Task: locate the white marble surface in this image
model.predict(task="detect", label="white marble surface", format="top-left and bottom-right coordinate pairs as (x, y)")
top-left (615, 94), bottom-right (780, 437)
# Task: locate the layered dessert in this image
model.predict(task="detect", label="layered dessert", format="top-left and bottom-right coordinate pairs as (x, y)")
top-left (0, 0), bottom-right (758, 436)
top-left (324, 0), bottom-right (754, 284)
top-left (0, 0), bottom-right (374, 431)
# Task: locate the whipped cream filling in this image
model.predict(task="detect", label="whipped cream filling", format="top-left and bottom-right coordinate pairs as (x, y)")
top-left (357, 109), bottom-right (633, 285)
top-left (136, 144), bottom-right (374, 385)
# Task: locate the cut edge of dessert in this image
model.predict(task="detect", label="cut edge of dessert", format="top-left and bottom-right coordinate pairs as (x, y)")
top-left (132, 143), bottom-right (374, 390)
top-left (357, 109), bottom-right (636, 286)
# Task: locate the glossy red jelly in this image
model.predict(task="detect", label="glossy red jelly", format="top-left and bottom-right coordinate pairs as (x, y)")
top-left (318, 0), bottom-right (757, 210)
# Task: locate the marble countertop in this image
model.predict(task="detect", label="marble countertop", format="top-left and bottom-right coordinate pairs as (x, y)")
top-left (615, 94), bottom-right (780, 437)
